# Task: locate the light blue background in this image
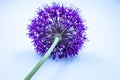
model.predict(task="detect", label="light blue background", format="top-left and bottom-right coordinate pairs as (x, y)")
top-left (0, 0), bottom-right (120, 80)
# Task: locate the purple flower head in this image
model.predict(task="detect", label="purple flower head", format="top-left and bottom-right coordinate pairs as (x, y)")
top-left (28, 3), bottom-right (87, 59)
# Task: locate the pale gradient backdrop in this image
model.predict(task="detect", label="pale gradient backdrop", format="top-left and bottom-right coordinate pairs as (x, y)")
top-left (0, 0), bottom-right (120, 80)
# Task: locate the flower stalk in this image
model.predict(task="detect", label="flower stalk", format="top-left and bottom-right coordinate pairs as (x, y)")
top-left (24, 36), bottom-right (60, 80)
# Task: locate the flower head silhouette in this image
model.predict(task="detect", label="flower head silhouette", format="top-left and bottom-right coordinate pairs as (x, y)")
top-left (28, 3), bottom-right (87, 60)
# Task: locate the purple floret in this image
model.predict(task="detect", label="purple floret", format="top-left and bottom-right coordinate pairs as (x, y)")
top-left (28, 3), bottom-right (87, 59)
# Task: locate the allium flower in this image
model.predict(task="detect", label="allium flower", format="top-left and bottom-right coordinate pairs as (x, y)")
top-left (25, 2), bottom-right (87, 80)
top-left (28, 3), bottom-right (87, 60)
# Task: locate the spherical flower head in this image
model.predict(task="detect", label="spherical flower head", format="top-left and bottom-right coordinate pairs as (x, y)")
top-left (28, 3), bottom-right (87, 60)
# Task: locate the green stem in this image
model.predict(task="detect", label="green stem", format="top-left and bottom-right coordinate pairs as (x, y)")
top-left (24, 36), bottom-right (60, 80)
